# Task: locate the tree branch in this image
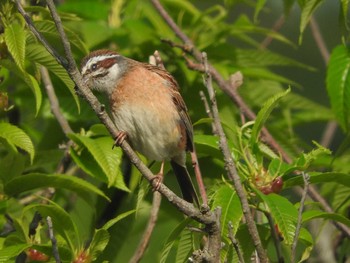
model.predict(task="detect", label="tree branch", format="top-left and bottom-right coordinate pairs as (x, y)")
top-left (201, 52), bottom-right (268, 262)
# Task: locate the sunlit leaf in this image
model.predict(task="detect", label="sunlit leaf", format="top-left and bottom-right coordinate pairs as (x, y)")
top-left (4, 23), bottom-right (26, 70)
top-left (0, 122), bottom-right (34, 163)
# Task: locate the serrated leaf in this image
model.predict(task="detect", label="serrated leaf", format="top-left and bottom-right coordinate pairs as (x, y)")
top-left (0, 244), bottom-right (31, 262)
top-left (4, 173), bottom-right (109, 203)
top-left (212, 185), bottom-right (243, 238)
top-left (69, 134), bottom-right (128, 191)
top-left (26, 43), bottom-right (80, 112)
top-left (284, 172), bottom-right (350, 188)
top-left (4, 23), bottom-right (26, 70)
top-left (326, 45), bottom-right (350, 131)
top-left (160, 218), bottom-right (192, 263)
top-left (302, 210), bottom-right (350, 227)
top-left (0, 122), bottom-right (34, 163)
top-left (88, 229), bottom-right (110, 260)
top-left (102, 210), bottom-right (136, 230)
top-left (250, 88), bottom-right (290, 145)
top-left (258, 193), bottom-right (297, 245)
top-left (24, 202), bottom-right (80, 251)
top-left (298, 0), bottom-right (324, 43)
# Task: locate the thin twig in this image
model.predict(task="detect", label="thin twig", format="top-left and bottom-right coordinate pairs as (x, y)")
top-left (310, 17), bottom-right (330, 63)
top-left (228, 222), bottom-right (245, 263)
top-left (260, 15), bottom-right (286, 49)
top-left (40, 66), bottom-right (73, 135)
top-left (202, 52), bottom-right (268, 262)
top-left (46, 216), bottom-right (61, 263)
top-left (291, 172), bottom-right (310, 263)
top-left (199, 90), bottom-right (217, 135)
top-left (265, 213), bottom-right (284, 263)
top-left (129, 191), bottom-right (162, 263)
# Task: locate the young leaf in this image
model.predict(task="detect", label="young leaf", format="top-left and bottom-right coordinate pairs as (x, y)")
top-left (326, 45), bottom-right (350, 131)
top-left (0, 122), bottom-right (34, 163)
top-left (298, 0), bottom-right (323, 43)
top-left (4, 23), bottom-right (26, 70)
top-left (257, 192), bottom-right (297, 245)
top-left (4, 173), bottom-right (110, 203)
top-left (250, 88), bottom-right (290, 145)
top-left (102, 210), bottom-right (136, 230)
top-left (88, 229), bottom-right (110, 261)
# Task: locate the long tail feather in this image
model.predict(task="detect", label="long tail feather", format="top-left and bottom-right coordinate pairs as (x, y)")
top-left (170, 161), bottom-right (199, 206)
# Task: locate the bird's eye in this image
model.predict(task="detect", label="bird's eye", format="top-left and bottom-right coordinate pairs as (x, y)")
top-left (91, 63), bottom-right (98, 71)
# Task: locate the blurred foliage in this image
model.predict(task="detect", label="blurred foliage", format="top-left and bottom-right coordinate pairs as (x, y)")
top-left (0, 0), bottom-right (350, 262)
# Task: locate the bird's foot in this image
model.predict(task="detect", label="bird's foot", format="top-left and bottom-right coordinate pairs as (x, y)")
top-left (113, 131), bottom-right (127, 149)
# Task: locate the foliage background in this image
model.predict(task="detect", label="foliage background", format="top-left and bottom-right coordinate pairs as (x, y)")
top-left (1, 0), bottom-right (350, 262)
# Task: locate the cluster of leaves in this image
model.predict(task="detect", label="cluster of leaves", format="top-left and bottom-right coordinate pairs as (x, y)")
top-left (0, 0), bottom-right (350, 262)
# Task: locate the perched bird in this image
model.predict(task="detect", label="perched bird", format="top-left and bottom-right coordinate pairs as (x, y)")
top-left (80, 49), bottom-right (199, 205)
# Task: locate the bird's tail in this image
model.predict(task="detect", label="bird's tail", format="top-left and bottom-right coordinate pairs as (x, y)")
top-left (170, 160), bottom-right (200, 206)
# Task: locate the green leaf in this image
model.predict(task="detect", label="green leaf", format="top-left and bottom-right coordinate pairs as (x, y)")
top-left (69, 134), bottom-right (129, 191)
top-left (254, 0), bottom-right (266, 22)
top-left (303, 210), bottom-right (350, 227)
top-left (88, 229), bottom-right (110, 261)
top-left (4, 173), bottom-right (109, 203)
top-left (26, 44), bottom-right (80, 112)
top-left (24, 73), bottom-right (43, 115)
top-left (326, 45), bottom-right (350, 131)
top-left (0, 244), bottom-right (31, 262)
top-left (175, 229), bottom-right (193, 263)
top-left (160, 218), bottom-right (192, 263)
top-left (250, 88), bottom-right (290, 145)
top-left (284, 172), bottom-right (350, 188)
top-left (212, 185), bottom-right (243, 238)
top-left (4, 23), bottom-right (26, 70)
top-left (24, 202), bottom-right (80, 251)
top-left (298, 0), bottom-right (324, 43)
top-left (0, 60), bottom-right (42, 114)
top-left (102, 210), bottom-right (136, 230)
top-left (0, 122), bottom-right (34, 163)
top-left (257, 193), bottom-right (297, 245)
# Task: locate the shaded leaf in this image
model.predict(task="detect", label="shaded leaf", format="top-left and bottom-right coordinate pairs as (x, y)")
top-left (160, 218), bottom-right (192, 263)
top-left (102, 210), bottom-right (136, 230)
top-left (4, 173), bottom-right (109, 203)
top-left (250, 88), bottom-right (290, 145)
top-left (88, 229), bottom-right (110, 260)
top-left (303, 210), bottom-right (350, 227)
top-left (284, 172), bottom-right (350, 188)
top-left (0, 244), bottom-right (31, 262)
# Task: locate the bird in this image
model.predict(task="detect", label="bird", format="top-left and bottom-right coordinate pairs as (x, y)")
top-left (80, 49), bottom-right (199, 205)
